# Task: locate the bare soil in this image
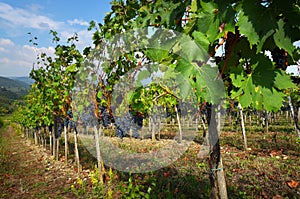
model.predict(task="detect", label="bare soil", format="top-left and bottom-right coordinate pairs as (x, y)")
top-left (0, 127), bottom-right (78, 199)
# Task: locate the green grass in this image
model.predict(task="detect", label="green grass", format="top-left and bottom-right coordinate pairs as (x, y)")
top-left (0, 130), bottom-right (9, 172)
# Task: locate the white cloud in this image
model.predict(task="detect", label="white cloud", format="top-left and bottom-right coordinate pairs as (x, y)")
top-left (294, 40), bottom-right (300, 47)
top-left (286, 65), bottom-right (300, 77)
top-left (26, 4), bottom-right (43, 13)
top-left (60, 29), bottom-right (94, 50)
top-left (0, 38), bottom-right (14, 46)
top-left (77, 30), bottom-right (94, 49)
top-left (68, 19), bottom-right (89, 27)
top-left (0, 38), bottom-right (55, 76)
top-left (0, 2), bottom-right (63, 30)
top-left (0, 3), bottom-right (95, 76)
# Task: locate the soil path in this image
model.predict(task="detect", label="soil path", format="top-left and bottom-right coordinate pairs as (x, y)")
top-left (0, 127), bottom-right (78, 199)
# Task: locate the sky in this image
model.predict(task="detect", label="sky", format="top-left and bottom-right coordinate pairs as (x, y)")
top-left (0, 1), bottom-right (299, 77)
top-left (0, 0), bottom-right (112, 77)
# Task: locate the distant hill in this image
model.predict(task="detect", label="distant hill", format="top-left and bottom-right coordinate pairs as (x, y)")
top-left (0, 87), bottom-right (19, 100)
top-left (0, 76), bottom-right (29, 89)
top-left (9, 76), bottom-right (35, 86)
top-left (0, 76), bottom-right (31, 115)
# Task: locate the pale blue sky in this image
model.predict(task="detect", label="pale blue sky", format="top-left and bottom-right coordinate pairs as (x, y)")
top-left (0, 0), bottom-right (111, 76)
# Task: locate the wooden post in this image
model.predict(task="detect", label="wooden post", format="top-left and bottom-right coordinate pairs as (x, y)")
top-left (238, 103), bottom-right (248, 150)
top-left (49, 127), bottom-right (52, 154)
top-left (288, 96), bottom-right (300, 138)
top-left (34, 129), bottom-right (38, 145)
top-left (151, 117), bottom-right (156, 141)
top-left (94, 126), bottom-right (104, 183)
top-left (175, 106), bottom-right (182, 143)
top-left (56, 138), bottom-right (59, 160)
top-left (73, 129), bottom-right (81, 173)
top-left (64, 125), bottom-right (68, 165)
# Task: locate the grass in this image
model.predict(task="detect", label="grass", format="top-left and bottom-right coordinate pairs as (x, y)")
top-left (0, 127), bottom-right (9, 174)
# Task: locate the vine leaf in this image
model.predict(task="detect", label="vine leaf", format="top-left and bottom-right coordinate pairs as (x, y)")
top-left (178, 34), bottom-right (207, 63)
top-left (197, 1), bottom-right (221, 43)
top-left (236, 9), bottom-right (259, 46)
top-left (176, 59), bottom-right (224, 104)
top-left (273, 19), bottom-right (294, 56)
top-left (192, 31), bottom-right (210, 51)
top-left (230, 54), bottom-right (296, 112)
top-left (237, 1), bottom-right (277, 49)
top-left (144, 49), bottom-right (169, 63)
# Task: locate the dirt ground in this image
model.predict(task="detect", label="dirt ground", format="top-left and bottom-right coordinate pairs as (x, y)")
top-left (0, 127), bottom-right (79, 199)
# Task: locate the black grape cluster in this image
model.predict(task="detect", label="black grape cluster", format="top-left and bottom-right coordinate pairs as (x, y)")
top-left (48, 125), bottom-right (53, 134)
top-left (133, 113), bottom-right (143, 128)
top-left (80, 105), bottom-right (98, 127)
top-left (34, 122), bottom-right (41, 131)
top-left (54, 116), bottom-right (63, 138)
top-left (114, 111), bottom-right (143, 139)
top-left (64, 110), bottom-right (77, 132)
top-left (99, 107), bottom-right (114, 128)
top-left (271, 47), bottom-right (287, 70)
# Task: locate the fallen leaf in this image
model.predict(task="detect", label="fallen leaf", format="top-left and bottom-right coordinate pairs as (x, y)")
top-left (4, 173), bottom-right (10, 178)
top-left (232, 168), bottom-right (242, 173)
top-left (105, 176), bottom-right (110, 182)
top-left (282, 155), bottom-right (289, 160)
top-left (286, 180), bottom-right (299, 189)
top-left (268, 175), bottom-right (276, 181)
top-left (164, 172), bottom-right (171, 177)
top-left (269, 149), bottom-right (283, 157)
top-left (261, 190), bottom-right (268, 198)
top-left (258, 171), bottom-right (265, 176)
top-left (272, 195), bottom-right (282, 199)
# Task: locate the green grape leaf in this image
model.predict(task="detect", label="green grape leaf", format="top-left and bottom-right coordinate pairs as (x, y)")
top-left (273, 19), bottom-right (294, 56)
top-left (237, 10), bottom-right (259, 46)
top-left (179, 34), bottom-right (207, 62)
top-left (190, 0), bottom-right (198, 12)
top-left (197, 1), bottom-right (221, 43)
top-left (239, 88), bottom-right (252, 108)
top-left (256, 30), bottom-right (274, 53)
top-left (274, 70), bottom-right (297, 90)
top-left (176, 59), bottom-right (224, 104)
top-left (176, 75), bottom-right (192, 100)
top-left (144, 49), bottom-right (169, 63)
top-left (263, 88), bottom-right (284, 111)
top-left (175, 59), bottom-right (194, 78)
top-left (230, 54), bottom-right (295, 112)
top-left (192, 31), bottom-right (210, 51)
top-left (237, 1), bottom-right (277, 49)
top-left (230, 67), bottom-right (245, 87)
